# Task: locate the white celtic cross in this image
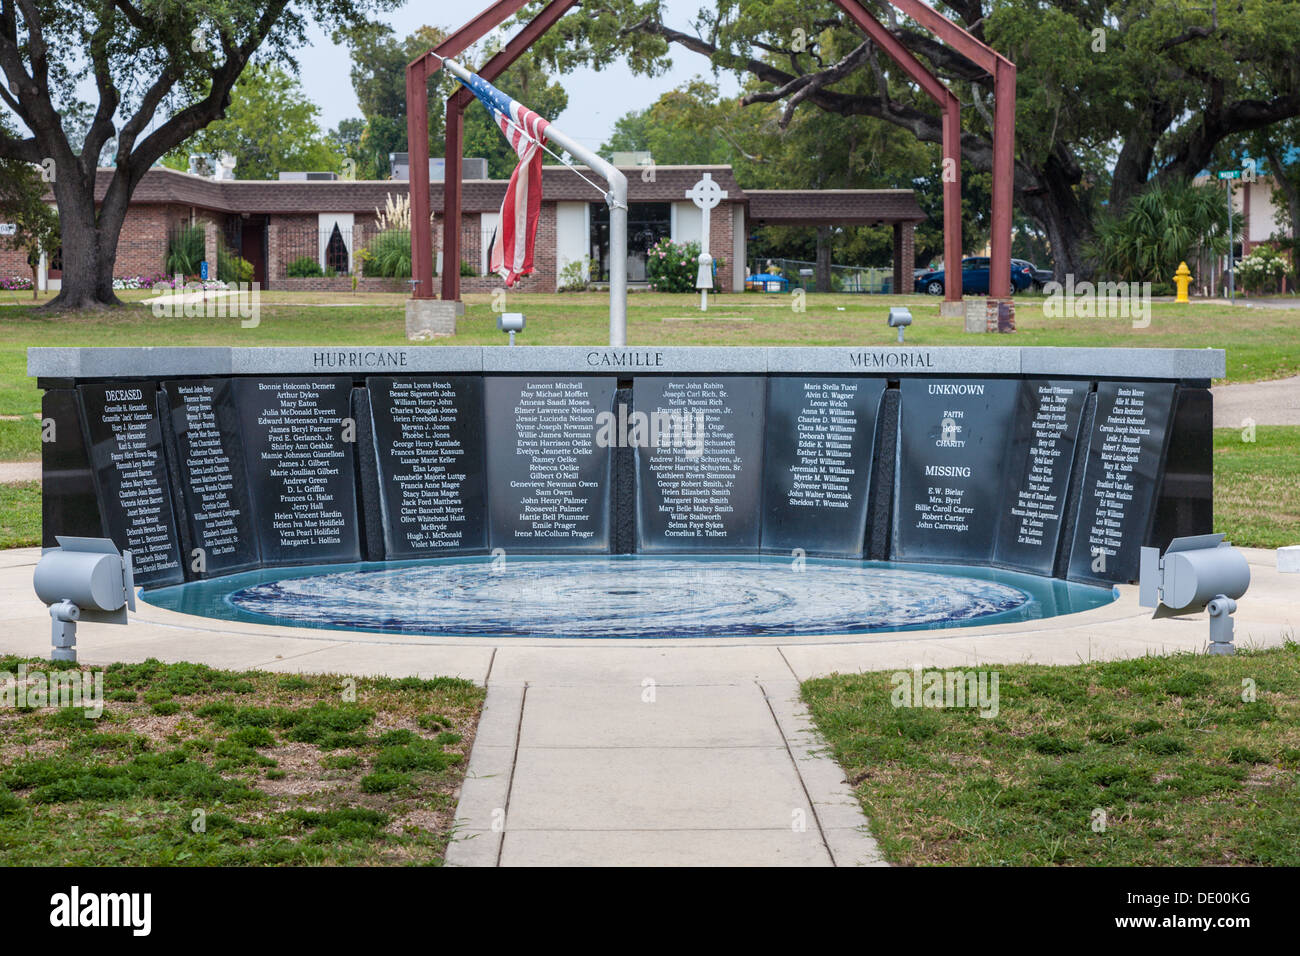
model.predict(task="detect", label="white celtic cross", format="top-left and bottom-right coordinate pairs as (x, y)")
top-left (687, 173), bottom-right (728, 310)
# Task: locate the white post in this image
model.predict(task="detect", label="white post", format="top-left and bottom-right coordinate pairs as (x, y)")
top-left (687, 173), bottom-right (727, 312)
top-left (440, 58), bottom-right (629, 346)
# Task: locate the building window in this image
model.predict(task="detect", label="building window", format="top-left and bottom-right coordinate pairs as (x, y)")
top-left (589, 202), bottom-right (670, 283)
top-left (324, 224), bottom-right (350, 275)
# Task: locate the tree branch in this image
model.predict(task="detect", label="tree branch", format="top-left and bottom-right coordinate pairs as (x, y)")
top-left (82, 2), bottom-right (122, 178)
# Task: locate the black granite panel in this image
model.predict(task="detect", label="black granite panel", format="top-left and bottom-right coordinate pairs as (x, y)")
top-left (41, 389), bottom-right (102, 548)
top-left (484, 376), bottom-right (615, 552)
top-left (634, 376), bottom-right (766, 552)
top-left (892, 379), bottom-right (1020, 564)
top-left (1150, 387), bottom-right (1214, 551)
top-left (232, 377), bottom-right (361, 565)
top-left (992, 380), bottom-right (1089, 574)
top-left (760, 376), bottom-right (886, 557)
top-left (367, 376), bottom-right (487, 558)
top-left (163, 379), bottom-right (261, 577)
top-left (77, 382), bottom-right (184, 585)
top-left (1067, 381), bottom-right (1176, 584)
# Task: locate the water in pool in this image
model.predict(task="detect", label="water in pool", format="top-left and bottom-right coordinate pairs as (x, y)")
top-left (141, 555), bottom-right (1116, 639)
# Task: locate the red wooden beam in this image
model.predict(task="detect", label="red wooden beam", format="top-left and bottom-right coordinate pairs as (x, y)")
top-left (406, 0), bottom-right (533, 300)
top-left (452, 0), bottom-right (579, 108)
top-left (877, 0), bottom-right (1016, 299)
top-left (887, 0), bottom-right (1006, 75)
top-left (405, 57), bottom-right (433, 298)
top-left (989, 56), bottom-right (1016, 299)
top-left (437, 0), bottom-right (578, 301)
top-left (838, 2), bottom-right (962, 301)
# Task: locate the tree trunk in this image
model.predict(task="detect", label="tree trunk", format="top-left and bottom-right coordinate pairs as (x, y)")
top-left (815, 226), bottom-right (832, 293)
top-left (1018, 164), bottom-right (1096, 283)
top-left (43, 169), bottom-right (125, 311)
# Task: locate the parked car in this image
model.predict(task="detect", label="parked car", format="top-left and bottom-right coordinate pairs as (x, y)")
top-left (914, 257), bottom-right (1036, 295)
top-left (1012, 258), bottom-right (1054, 291)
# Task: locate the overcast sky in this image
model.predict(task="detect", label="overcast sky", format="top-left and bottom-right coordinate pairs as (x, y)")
top-left (298, 0), bottom-right (739, 151)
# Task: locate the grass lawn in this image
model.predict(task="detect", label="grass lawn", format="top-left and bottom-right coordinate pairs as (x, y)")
top-left (0, 657), bottom-right (483, 865)
top-left (1214, 426), bottom-right (1300, 548)
top-left (0, 481), bottom-right (39, 549)
top-left (802, 642), bottom-right (1300, 866)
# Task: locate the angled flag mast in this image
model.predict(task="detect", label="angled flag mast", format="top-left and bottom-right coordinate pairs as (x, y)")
top-left (435, 56), bottom-right (630, 347)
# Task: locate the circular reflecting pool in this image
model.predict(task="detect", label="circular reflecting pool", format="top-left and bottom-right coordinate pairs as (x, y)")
top-left (141, 555), bottom-right (1116, 639)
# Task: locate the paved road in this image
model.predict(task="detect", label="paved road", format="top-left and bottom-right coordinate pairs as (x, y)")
top-left (1239, 297), bottom-right (1300, 310)
top-left (1212, 375), bottom-right (1300, 428)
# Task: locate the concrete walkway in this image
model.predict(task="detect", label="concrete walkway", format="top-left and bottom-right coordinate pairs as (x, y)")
top-left (1212, 375), bottom-right (1300, 427)
top-left (0, 461), bottom-right (39, 483)
top-left (0, 545), bottom-right (1294, 866)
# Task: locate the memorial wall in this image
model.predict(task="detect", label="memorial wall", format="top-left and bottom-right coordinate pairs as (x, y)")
top-left (32, 346), bottom-right (1220, 590)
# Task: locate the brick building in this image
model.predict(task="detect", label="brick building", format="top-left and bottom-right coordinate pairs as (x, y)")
top-left (0, 164), bottom-right (926, 294)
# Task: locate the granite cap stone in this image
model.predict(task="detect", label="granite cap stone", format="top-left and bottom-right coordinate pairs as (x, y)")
top-left (28, 345), bottom-right (1227, 382)
top-left (766, 346), bottom-right (1020, 375)
top-left (1019, 347), bottom-right (1224, 380)
top-left (482, 346), bottom-right (769, 374)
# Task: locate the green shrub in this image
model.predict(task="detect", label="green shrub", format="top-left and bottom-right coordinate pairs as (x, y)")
top-left (359, 229), bottom-right (412, 278)
top-left (165, 224), bottom-right (206, 276)
top-left (558, 257), bottom-right (590, 292)
top-left (217, 247), bottom-right (253, 285)
top-left (460, 259), bottom-right (478, 277)
top-left (1237, 245), bottom-right (1288, 294)
top-left (645, 238), bottom-right (723, 293)
top-left (1088, 180), bottom-right (1229, 283)
top-left (286, 256), bottom-right (325, 278)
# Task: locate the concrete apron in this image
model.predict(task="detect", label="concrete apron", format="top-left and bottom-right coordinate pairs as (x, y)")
top-left (1, 546), bottom-right (1293, 867)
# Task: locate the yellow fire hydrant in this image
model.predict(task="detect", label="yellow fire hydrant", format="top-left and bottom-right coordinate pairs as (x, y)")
top-left (1173, 261), bottom-right (1193, 303)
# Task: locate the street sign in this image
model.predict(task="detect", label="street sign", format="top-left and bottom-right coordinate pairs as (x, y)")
top-left (200, 260), bottom-right (208, 281)
top-left (1216, 170), bottom-right (1242, 180)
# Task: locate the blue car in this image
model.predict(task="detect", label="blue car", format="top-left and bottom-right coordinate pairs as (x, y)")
top-left (914, 257), bottom-right (1035, 295)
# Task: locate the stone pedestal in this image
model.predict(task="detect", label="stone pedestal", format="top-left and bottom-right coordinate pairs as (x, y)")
top-left (941, 300), bottom-right (965, 319)
top-left (1279, 545), bottom-right (1300, 573)
top-left (405, 300), bottom-right (458, 340)
top-left (962, 298), bottom-right (985, 331)
top-left (987, 297), bottom-right (1016, 333)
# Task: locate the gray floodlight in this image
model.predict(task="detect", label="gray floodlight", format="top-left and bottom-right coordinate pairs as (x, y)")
top-left (497, 312), bottom-right (525, 345)
top-left (1139, 533), bottom-right (1250, 655)
top-left (33, 536), bottom-right (136, 662)
top-left (888, 306), bottom-right (913, 343)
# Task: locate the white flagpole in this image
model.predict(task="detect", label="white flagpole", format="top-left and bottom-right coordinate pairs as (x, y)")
top-left (440, 58), bottom-right (629, 347)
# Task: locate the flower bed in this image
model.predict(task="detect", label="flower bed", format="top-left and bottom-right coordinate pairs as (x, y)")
top-left (112, 274), bottom-right (172, 290)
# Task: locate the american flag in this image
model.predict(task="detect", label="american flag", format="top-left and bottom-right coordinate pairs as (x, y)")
top-left (457, 71), bottom-right (551, 287)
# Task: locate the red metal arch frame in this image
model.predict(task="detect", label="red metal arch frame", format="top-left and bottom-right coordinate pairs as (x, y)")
top-left (406, 0), bottom-right (1015, 304)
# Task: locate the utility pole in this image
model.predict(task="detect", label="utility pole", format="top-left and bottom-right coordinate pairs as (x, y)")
top-left (1217, 168), bottom-right (1241, 301)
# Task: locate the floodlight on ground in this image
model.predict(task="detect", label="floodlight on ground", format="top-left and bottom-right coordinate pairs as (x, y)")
top-left (1139, 533), bottom-right (1250, 655)
top-left (33, 536), bottom-right (135, 662)
top-left (888, 306), bottom-right (913, 344)
top-left (498, 312), bottom-right (525, 346)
